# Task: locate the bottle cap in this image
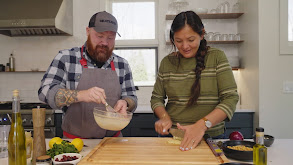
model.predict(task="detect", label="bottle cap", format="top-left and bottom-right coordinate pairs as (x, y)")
top-left (36, 155), bottom-right (51, 162)
top-left (13, 90), bottom-right (19, 97)
top-left (256, 127), bottom-right (264, 132)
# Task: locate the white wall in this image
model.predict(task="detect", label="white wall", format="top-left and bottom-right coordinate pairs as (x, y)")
top-left (237, 0), bottom-right (259, 134)
top-left (238, 0), bottom-right (293, 138)
top-left (258, 0), bottom-right (293, 138)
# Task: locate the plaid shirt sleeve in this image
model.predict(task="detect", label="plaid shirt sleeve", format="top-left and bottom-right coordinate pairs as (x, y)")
top-left (112, 55), bottom-right (137, 111)
top-left (38, 48), bottom-right (79, 109)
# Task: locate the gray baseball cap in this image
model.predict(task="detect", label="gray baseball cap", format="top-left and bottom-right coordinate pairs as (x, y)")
top-left (88, 11), bottom-right (121, 37)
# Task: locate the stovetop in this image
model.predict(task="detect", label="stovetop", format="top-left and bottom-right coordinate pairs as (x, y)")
top-left (0, 102), bottom-right (52, 110)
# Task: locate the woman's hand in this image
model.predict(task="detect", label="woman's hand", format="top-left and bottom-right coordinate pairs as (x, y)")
top-left (155, 116), bottom-right (172, 135)
top-left (177, 121), bottom-right (207, 151)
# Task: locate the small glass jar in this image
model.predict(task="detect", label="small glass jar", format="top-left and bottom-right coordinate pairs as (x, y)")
top-left (36, 155), bottom-right (52, 165)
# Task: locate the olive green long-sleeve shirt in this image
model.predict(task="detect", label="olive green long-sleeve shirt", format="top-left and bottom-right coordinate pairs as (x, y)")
top-left (150, 48), bottom-right (239, 137)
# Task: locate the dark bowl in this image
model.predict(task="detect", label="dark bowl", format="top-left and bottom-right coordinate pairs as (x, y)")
top-left (253, 134), bottom-right (275, 147)
top-left (222, 140), bottom-right (255, 161)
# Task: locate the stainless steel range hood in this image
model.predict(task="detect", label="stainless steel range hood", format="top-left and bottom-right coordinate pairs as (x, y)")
top-left (0, 0), bottom-right (73, 37)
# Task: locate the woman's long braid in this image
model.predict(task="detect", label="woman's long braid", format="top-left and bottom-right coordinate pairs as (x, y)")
top-left (187, 38), bottom-right (209, 106)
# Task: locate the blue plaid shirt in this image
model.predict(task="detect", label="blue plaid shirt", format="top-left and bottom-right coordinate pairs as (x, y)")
top-left (38, 44), bottom-right (137, 110)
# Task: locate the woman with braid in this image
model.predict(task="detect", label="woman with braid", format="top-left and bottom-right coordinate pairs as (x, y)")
top-left (150, 11), bottom-right (239, 151)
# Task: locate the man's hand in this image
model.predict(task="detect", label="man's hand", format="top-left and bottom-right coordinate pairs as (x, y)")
top-left (55, 87), bottom-right (107, 108)
top-left (114, 99), bottom-right (128, 114)
top-left (77, 87), bottom-right (107, 104)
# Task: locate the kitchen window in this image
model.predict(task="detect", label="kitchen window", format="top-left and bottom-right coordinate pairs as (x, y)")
top-left (280, 0), bottom-right (293, 54)
top-left (107, 0), bottom-right (158, 86)
top-left (114, 47), bottom-right (157, 86)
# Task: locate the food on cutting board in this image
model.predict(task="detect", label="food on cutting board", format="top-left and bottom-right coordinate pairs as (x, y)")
top-left (229, 131), bottom-right (244, 140)
top-left (227, 145), bottom-right (253, 151)
top-left (167, 139), bottom-right (181, 145)
top-left (46, 137), bottom-right (83, 158)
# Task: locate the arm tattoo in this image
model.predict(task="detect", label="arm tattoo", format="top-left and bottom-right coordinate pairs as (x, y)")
top-left (55, 89), bottom-right (78, 107)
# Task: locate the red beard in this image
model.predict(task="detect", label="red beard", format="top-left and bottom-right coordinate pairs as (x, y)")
top-left (86, 36), bottom-right (114, 62)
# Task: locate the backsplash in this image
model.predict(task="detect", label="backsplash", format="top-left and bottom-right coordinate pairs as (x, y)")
top-left (0, 72), bottom-right (44, 102)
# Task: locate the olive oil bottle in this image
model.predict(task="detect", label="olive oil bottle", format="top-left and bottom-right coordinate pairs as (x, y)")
top-left (253, 127), bottom-right (267, 165)
top-left (8, 90), bottom-right (27, 165)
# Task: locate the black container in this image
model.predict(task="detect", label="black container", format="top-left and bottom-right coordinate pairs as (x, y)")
top-left (222, 140), bottom-right (255, 161)
top-left (0, 64), bottom-right (5, 71)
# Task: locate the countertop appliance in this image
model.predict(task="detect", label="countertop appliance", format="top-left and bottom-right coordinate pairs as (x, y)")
top-left (0, 0), bottom-right (73, 37)
top-left (0, 102), bottom-right (59, 138)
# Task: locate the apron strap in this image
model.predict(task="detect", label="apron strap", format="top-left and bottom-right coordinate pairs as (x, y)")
top-left (79, 46), bottom-right (88, 68)
top-left (63, 131), bottom-right (85, 139)
top-left (113, 131), bottom-right (121, 137)
top-left (110, 61), bottom-right (115, 71)
top-left (79, 45), bottom-right (115, 71)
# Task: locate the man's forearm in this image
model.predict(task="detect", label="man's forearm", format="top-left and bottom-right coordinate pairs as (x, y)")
top-left (55, 89), bottom-right (78, 108)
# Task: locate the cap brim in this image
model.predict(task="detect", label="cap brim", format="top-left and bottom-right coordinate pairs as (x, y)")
top-left (92, 27), bottom-right (121, 37)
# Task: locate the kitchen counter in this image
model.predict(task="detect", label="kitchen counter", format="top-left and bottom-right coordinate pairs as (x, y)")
top-left (1, 139), bottom-right (291, 165)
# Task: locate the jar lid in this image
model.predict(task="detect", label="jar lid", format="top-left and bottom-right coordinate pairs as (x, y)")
top-left (256, 127), bottom-right (264, 132)
top-left (36, 155), bottom-right (51, 162)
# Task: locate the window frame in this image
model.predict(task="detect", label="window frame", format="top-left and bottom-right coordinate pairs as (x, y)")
top-left (107, 0), bottom-right (159, 47)
top-left (114, 47), bottom-right (158, 87)
top-left (107, 0), bottom-right (159, 87)
top-left (280, 0), bottom-right (293, 54)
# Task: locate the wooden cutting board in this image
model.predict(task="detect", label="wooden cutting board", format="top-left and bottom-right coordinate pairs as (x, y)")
top-left (78, 137), bottom-right (229, 165)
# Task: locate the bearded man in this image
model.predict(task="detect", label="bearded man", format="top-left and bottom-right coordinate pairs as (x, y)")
top-left (38, 11), bottom-right (137, 139)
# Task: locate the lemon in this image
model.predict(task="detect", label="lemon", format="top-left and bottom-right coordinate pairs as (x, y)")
top-left (71, 138), bottom-right (83, 152)
top-left (49, 137), bottom-right (62, 149)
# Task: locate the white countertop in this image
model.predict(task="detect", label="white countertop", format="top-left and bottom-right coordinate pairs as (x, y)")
top-left (0, 139), bottom-right (291, 165)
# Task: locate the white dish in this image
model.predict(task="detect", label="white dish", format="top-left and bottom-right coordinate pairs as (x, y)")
top-left (52, 153), bottom-right (82, 165)
top-left (194, 8), bottom-right (208, 14)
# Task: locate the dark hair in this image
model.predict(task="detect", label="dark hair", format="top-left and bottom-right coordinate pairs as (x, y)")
top-left (169, 11), bottom-right (209, 106)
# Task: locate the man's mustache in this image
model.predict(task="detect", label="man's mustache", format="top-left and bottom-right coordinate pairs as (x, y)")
top-left (96, 45), bottom-right (109, 51)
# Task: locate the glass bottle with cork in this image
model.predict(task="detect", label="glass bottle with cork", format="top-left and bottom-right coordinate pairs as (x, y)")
top-left (253, 127), bottom-right (267, 165)
top-left (8, 90), bottom-right (27, 165)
